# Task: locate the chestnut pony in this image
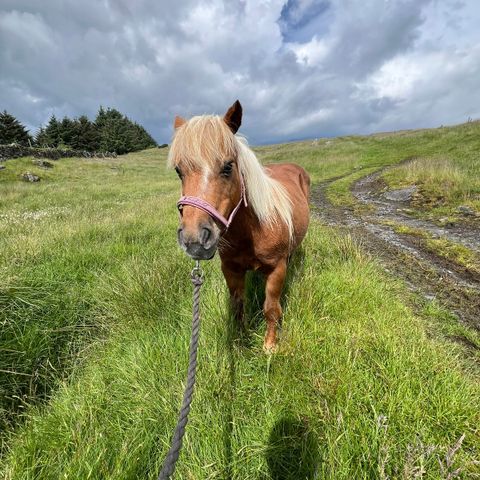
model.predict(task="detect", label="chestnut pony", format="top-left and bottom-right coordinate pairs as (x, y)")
top-left (169, 101), bottom-right (310, 352)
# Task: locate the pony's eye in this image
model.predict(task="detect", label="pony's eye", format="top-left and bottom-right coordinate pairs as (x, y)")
top-left (175, 166), bottom-right (183, 179)
top-left (221, 161), bottom-right (233, 178)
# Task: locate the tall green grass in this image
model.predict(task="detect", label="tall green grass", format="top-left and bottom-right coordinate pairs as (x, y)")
top-left (1, 125), bottom-right (479, 478)
top-left (324, 121), bottom-right (480, 213)
top-left (383, 155), bottom-right (480, 218)
top-left (0, 149), bottom-right (176, 443)
top-left (380, 122), bottom-right (480, 219)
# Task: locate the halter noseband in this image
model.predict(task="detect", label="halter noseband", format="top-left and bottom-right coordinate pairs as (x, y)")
top-left (177, 172), bottom-right (248, 230)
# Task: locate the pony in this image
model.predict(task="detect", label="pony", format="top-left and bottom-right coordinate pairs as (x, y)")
top-left (169, 100), bottom-right (310, 352)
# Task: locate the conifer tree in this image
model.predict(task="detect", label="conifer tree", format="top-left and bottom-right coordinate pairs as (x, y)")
top-left (94, 107), bottom-right (156, 154)
top-left (36, 115), bottom-right (61, 147)
top-left (0, 111), bottom-right (32, 145)
top-left (35, 126), bottom-right (48, 146)
top-left (71, 115), bottom-right (99, 151)
top-left (29, 107), bottom-right (157, 154)
top-left (59, 117), bottom-right (75, 148)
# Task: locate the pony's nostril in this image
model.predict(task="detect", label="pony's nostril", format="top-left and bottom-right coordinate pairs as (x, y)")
top-left (177, 228), bottom-right (185, 245)
top-left (200, 226), bottom-right (212, 246)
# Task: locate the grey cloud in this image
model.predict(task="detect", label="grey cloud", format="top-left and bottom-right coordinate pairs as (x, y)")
top-left (0, 0), bottom-right (479, 145)
top-left (319, 0), bottom-right (432, 77)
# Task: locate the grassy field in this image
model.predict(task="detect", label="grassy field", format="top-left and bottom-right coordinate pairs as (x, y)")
top-left (1, 123), bottom-right (479, 479)
top-left (325, 121), bottom-right (480, 216)
top-left (381, 126), bottom-right (480, 222)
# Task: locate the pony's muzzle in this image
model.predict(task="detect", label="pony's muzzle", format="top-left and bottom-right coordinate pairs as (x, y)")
top-left (177, 223), bottom-right (219, 260)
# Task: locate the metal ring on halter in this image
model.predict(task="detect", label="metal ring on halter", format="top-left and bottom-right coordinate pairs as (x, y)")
top-left (190, 260), bottom-right (204, 280)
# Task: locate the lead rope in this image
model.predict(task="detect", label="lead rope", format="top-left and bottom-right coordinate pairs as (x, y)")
top-left (158, 261), bottom-right (204, 480)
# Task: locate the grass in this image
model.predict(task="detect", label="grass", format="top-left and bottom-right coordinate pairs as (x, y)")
top-left (425, 238), bottom-right (480, 274)
top-left (324, 121), bottom-right (480, 214)
top-left (387, 222), bottom-right (480, 276)
top-left (381, 125), bottom-right (480, 221)
top-left (0, 125), bottom-right (480, 479)
top-left (421, 300), bottom-right (480, 363)
top-left (326, 166), bottom-right (378, 207)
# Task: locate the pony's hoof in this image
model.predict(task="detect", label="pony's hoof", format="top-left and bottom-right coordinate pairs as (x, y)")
top-left (263, 340), bottom-right (278, 354)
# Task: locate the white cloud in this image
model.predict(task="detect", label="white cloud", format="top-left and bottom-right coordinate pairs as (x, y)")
top-left (288, 35), bottom-right (330, 66)
top-left (0, 0), bottom-right (479, 143)
top-left (352, 0), bottom-right (480, 132)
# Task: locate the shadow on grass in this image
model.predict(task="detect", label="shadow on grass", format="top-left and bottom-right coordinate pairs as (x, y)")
top-left (264, 416), bottom-right (319, 480)
top-left (222, 304), bottom-right (237, 480)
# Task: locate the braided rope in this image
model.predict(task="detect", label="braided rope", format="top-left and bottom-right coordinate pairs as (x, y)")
top-left (158, 269), bottom-right (204, 480)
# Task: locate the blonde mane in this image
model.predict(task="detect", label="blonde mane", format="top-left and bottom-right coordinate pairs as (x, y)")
top-left (168, 115), bottom-right (293, 238)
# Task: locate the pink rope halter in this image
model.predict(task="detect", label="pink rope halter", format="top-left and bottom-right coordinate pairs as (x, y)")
top-left (177, 173), bottom-right (248, 230)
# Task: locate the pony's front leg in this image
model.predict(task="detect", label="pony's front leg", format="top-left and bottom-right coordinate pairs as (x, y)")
top-left (221, 263), bottom-right (246, 329)
top-left (263, 260), bottom-right (287, 353)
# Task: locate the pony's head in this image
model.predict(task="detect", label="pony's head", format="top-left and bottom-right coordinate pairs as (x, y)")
top-left (168, 101), bottom-right (244, 260)
top-left (169, 100), bottom-right (293, 260)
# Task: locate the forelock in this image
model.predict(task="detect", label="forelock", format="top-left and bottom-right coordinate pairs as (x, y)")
top-left (168, 115), bottom-right (238, 171)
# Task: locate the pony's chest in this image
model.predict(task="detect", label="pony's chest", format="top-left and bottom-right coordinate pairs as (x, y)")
top-left (220, 235), bottom-right (287, 271)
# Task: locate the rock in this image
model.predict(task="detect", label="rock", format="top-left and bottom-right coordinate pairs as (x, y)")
top-left (0, 165), bottom-right (5, 170)
top-left (21, 172), bottom-right (40, 182)
top-left (457, 205), bottom-right (477, 217)
top-left (33, 159), bottom-right (53, 168)
top-left (383, 186), bottom-right (417, 202)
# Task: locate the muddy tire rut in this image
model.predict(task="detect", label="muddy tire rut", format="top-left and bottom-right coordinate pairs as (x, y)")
top-left (312, 166), bottom-right (480, 332)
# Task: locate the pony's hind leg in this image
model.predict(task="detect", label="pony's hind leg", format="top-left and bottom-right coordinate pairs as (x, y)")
top-left (222, 263), bottom-right (246, 329)
top-left (263, 260), bottom-right (287, 353)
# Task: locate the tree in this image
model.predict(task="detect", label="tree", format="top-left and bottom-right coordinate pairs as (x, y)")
top-left (58, 117), bottom-right (75, 149)
top-left (70, 115), bottom-right (99, 151)
top-left (130, 122), bottom-right (157, 151)
top-left (95, 107), bottom-right (129, 153)
top-left (0, 111), bottom-right (32, 145)
top-left (34, 107), bottom-right (157, 154)
top-left (94, 107), bottom-right (156, 154)
top-left (35, 126), bottom-right (48, 146)
top-left (36, 115), bottom-right (61, 147)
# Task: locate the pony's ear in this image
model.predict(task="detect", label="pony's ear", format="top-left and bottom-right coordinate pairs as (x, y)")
top-left (174, 115), bottom-right (186, 130)
top-left (224, 100), bottom-right (242, 133)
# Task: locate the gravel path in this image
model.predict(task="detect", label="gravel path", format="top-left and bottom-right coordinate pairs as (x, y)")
top-left (312, 167), bottom-right (480, 331)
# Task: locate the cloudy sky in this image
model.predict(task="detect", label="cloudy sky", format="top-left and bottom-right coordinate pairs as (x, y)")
top-left (1, 0), bottom-right (479, 144)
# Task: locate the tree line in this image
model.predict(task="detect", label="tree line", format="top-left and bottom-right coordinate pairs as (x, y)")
top-left (0, 107), bottom-right (157, 154)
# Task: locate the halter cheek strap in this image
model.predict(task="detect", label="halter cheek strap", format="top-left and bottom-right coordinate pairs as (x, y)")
top-left (177, 172), bottom-right (248, 230)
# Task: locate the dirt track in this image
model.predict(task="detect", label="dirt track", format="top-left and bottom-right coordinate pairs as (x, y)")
top-left (312, 166), bottom-right (480, 332)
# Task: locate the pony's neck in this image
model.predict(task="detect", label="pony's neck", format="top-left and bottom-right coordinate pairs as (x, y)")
top-left (223, 200), bottom-right (257, 247)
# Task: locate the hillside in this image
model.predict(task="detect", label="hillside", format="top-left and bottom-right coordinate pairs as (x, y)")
top-left (0, 121), bottom-right (479, 479)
